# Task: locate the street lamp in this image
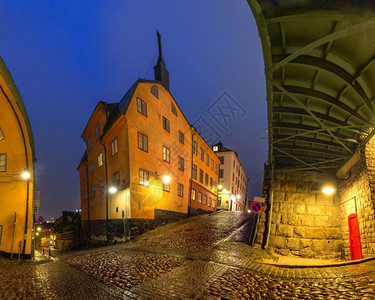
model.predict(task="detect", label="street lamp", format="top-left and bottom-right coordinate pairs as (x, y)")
top-left (218, 185), bottom-right (223, 190)
top-left (109, 186), bottom-right (118, 194)
top-left (322, 186), bottom-right (335, 195)
top-left (236, 194), bottom-right (241, 199)
top-left (162, 175), bottom-right (171, 184)
top-left (21, 171), bottom-right (30, 180)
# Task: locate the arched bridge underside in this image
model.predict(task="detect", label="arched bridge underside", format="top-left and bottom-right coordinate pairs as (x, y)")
top-left (249, 0), bottom-right (375, 173)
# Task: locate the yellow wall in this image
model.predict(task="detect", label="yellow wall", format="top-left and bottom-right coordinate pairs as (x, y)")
top-left (0, 63), bottom-right (34, 256)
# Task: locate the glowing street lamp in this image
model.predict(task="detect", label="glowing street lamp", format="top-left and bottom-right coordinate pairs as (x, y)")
top-left (162, 175), bottom-right (171, 184)
top-left (21, 171), bottom-right (30, 179)
top-left (322, 186), bottom-right (335, 195)
top-left (109, 186), bottom-right (118, 194)
top-left (218, 185), bottom-right (223, 190)
top-left (236, 194), bottom-right (241, 199)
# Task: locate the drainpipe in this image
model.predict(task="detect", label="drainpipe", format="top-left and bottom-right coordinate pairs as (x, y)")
top-left (264, 162), bottom-right (274, 250)
top-left (84, 161), bottom-right (91, 239)
top-left (100, 139), bottom-right (109, 242)
top-left (187, 128), bottom-right (197, 217)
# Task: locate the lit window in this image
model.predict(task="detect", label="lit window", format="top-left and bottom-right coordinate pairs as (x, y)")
top-left (163, 117), bottom-right (170, 132)
top-left (179, 131), bottom-right (184, 144)
top-left (192, 164), bottom-right (197, 179)
top-left (0, 128), bottom-right (4, 141)
top-left (198, 192), bottom-right (202, 203)
top-left (205, 174), bottom-right (208, 187)
top-left (162, 146), bottom-right (170, 163)
top-left (139, 169), bottom-right (149, 186)
top-left (99, 181), bottom-right (105, 193)
top-left (213, 146), bottom-right (218, 152)
top-left (151, 86), bottom-right (158, 98)
top-left (171, 102), bottom-right (177, 116)
top-left (200, 148), bottom-right (204, 161)
top-left (113, 172), bottom-right (120, 187)
top-left (177, 183), bottom-right (183, 196)
top-left (138, 132), bottom-right (148, 152)
top-left (95, 123), bottom-right (100, 140)
top-left (111, 138), bottom-right (118, 156)
top-left (199, 169), bottom-right (203, 184)
top-left (89, 162), bottom-right (94, 174)
top-left (87, 137), bottom-right (92, 151)
top-left (91, 186), bottom-right (95, 197)
top-left (137, 98), bottom-right (147, 116)
top-left (178, 157), bottom-right (184, 171)
top-left (163, 183), bottom-right (170, 192)
top-left (191, 189), bottom-right (196, 201)
top-left (98, 153), bottom-right (103, 167)
top-left (204, 195), bottom-right (207, 204)
top-left (206, 154), bottom-right (209, 166)
top-left (193, 141), bottom-right (197, 155)
top-left (219, 169), bottom-right (223, 178)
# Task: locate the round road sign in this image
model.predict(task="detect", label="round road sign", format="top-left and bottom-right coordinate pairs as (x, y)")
top-left (251, 202), bottom-right (262, 214)
top-left (37, 215), bottom-right (45, 224)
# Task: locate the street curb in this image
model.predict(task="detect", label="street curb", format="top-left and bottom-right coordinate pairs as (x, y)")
top-left (258, 255), bottom-right (375, 268)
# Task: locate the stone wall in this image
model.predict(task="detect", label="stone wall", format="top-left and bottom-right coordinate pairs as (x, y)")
top-left (257, 170), bottom-right (343, 259)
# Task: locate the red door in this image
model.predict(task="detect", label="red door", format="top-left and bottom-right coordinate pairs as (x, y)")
top-left (348, 213), bottom-right (362, 260)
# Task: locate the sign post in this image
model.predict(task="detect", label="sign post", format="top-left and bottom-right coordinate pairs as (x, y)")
top-left (251, 202), bottom-right (263, 214)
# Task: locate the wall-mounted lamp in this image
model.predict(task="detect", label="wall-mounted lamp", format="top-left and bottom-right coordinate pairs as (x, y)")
top-left (322, 186), bottom-right (335, 195)
top-left (21, 171), bottom-right (30, 180)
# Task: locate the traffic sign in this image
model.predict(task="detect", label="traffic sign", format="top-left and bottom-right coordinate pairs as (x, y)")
top-left (251, 202), bottom-right (262, 214)
top-left (37, 215), bottom-right (45, 224)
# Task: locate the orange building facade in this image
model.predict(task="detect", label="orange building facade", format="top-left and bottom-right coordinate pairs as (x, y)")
top-left (0, 58), bottom-right (36, 258)
top-left (189, 129), bottom-right (220, 215)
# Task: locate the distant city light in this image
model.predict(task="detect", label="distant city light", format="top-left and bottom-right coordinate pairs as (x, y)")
top-left (162, 175), bottom-right (171, 184)
top-left (21, 171), bottom-right (30, 179)
top-left (322, 186), bottom-right (335, 195)
top-left (37, 227), bottom-right (41, 231)
top-left (109, 187), bottom-right (118, 194)
top-left (247, 209), bottom-right (251, 213)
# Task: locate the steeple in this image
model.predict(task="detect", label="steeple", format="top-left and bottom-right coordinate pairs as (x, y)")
top-left (153, 30), bottom-right (170, 91)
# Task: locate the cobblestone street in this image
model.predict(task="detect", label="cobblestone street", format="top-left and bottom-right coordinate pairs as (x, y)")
top-left (1, 211), bottom-right (375, 299)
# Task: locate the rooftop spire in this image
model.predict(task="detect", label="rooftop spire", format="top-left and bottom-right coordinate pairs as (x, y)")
top-left (154, 30), bottom-right (169, 90)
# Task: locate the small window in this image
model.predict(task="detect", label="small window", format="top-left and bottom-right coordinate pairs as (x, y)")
top-left (200, 148), bottom-right (204, 161)
top-left (214, 182), bottom-right (217, 192)
top-left (198, 192), bottom-right (202, 203)
top-left (178, 157), bottom-right (184, 171)
top-left (116, 207), bottom-right (119, 213)
top-left (205, 174), bottom-right (208, 187)
top-left (191, 189), bottom-right (196, 201)
top-left (138, 132), bottom-right (148, 152)
top-left (179, 131), bottom-right (184, 144)
top-left (213, 145), bottom-right (218, 152)
top-left (192, 164), bottom-right (197, 179)
top-left (89, 162), bottom-right (94, 174)
top-left (95, 123), bottom-right (100, 140)
top-left (206, 154), bottom-right (209, 166)
top-left (211, 159), bottom-right (214, 170)
top-left (82, 170), bottom-right (86, 180)
top-left (113, 171), bottom-right (120, 187)
top-left (193, 141), bottom-right (197, 155)
top-left (233, 160), bottom-right (235, 168)
top-left (83, 191), bottom-right (87, 200)
top-left (212, 199), bottom-right (216, 208)
top-left (151, 86), bottom-right (158, 98)
top-left (0, 128), bottom-right (4, 141)
top-left (208, 197), bottom-right (212, 207)
top-left (139, 169), bottom-right (149, 186)
top-left (137, 98), bottom-right (147, 116)
top-left (163, 146), bottom-right (170, 163)
top-left (210, 177), bottom-right (213, 189)
top-left (204, 195), bottom-right (207, 205)
top-left (91, 186), bottom-right (95, 197)
top-left (87, 137), bottom-right (92, 151)
top-left (163, 117), bottom-right (170, 132)
top-left (199, 169), bottom-right (204, 184)
top-left (219, 156), bottom-right (224, 164)
top-left (163, 183), bottom-right (170, 192)
top-left (171, 102), bottom-right (177, 116)
top-left (111, 138), bottom-right (118, 156)
top-left (98, 153), bottom-right (103, 167)
top-left (99, 181), bottom-right (105, 193)
top-left (215, 164), bottom-right (218, 174)
top-left (177, 183), bottom-right (183, 197)
top-left (219, 169), bottom-right (224, 178)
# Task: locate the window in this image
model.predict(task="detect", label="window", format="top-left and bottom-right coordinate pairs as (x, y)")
top-left (111, 138), bottom-right (118, 156)
top-left (151, 86), bottom-right (158, 98)
top-left (206, 154), bottom-right (209, 166)
top-left (87, 137), bottom-right (92, 151)
top-left (214, 182), bottom-right (217, 192)
top-left (210, 177), bottom-right (213, 189)
top-left (91, 186), bottom-right (95, 197)
top-left (219, 169), bottom-right (223, 178)
top-left (198, 192), bottom-right (202, 203)
top-left (139, 169), bottom-right (149, 186)
top-left (98, 153), bottom-right (103, 167)
top-left (163, 146), bottom-right (170, 163)
top-left (204, 195), bottom-right (207, 204)
top-left (89, 162), bottom-right (94, 174)
top-left (163, 183), bottom-right (170, 192)
top-left (199, 169), bottom-right (204, 184)
top-left (213, 145), bottom-right (218, 152)
top-left (0, 225), bottom-right (3, 245)
top-left (200, 148), bottom-right (204, 161)
top-left (0, 128), bottom-right (4, 141)
top-left (178, 157), bottom-right (184, 171)
top-left (211, 159), bottom-right (214, 170)
top-left (99, 181), bottom-right (105, 193)
top-left (113, 172), bottom-right (120, 187)
top-left (138, 132), bottom-right (148, 152)
top-left (178, 183), bottom-right (183, 196)
top-left (233, 160), bottom-right (235, 168)
top-left (193, 141), bottom-right (198, 155)
top-left (212, 199), bottom-right (216, 208)
top-left (192, 164), bottom-right (197, 179)
top-left (83, 191), bottom-right (87, 200)
top-left (205, 174), bottom-right (208, 187)
top-left (137, 98), bottom-right (147, 116)
top-left (171, 102), bottom-right (177, 116)
top-left (191, 189), bottom-right (196, 201)
top-left (219, 156), bottom-right (224, 164)
top-left (179, 131), bottom-right (184, 144)
top-left (116, 207), bottom-right (119, 213)
top-left (208, 197), bottom-right (212, 207)
top-left (163, 117), bottom-right (170, 132)
top-left (82, 170), bottom-right (86, 180)
top-left (233, 173), bottom-right (235, 181)
top-left (95, 123), bottom-right (100, 140)
top-left (215, 164), bottom-right (218, 174)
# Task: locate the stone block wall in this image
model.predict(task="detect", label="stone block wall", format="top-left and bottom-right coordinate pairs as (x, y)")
top-left (257, 170), bottom-right (343, 259)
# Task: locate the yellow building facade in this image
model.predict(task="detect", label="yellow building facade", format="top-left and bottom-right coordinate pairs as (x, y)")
top-left (0, 58), bottom-right (35, 257)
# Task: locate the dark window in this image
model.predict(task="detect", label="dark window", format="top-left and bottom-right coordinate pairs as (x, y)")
top-left (111, 138), bottom-right (118, 156)
top-left (193, 141), bottom-right (197, 155)
top-left (211, 159), bottom-right (214, 170)
top-left (151, 86), bottom-right (158, 98)
top-left (219, 169), bottom-right (224, 178)
top-left (192, 164), bottom-right (197, 179)
top-left (82, 170), bottom-right (86, 180)
top-left (206, 154), bottom-right (209, 166)
top-left (208, 197), bottom-right (212, 207)
top-left (210, 177), bottom-right (213, 189)
top-left (137, 98), bottom-right (147, 116)
top-left (219, 156), bottom-right (224, 164)
top-left (139, 169), bottom-right (149, 186)
top-left (162, 146), bottom-right (170, 163)
top-left (83, 191), bottom-right (87, 200)
top-left (138, 132), bottom-right (148, 152)
top-left (95, 123), bottom-right (100, 140)
top-left (163, 117), bottom-right (170, 132)
top-left (198, 192), bottom-right (202, 203)
top-left (163, 183), bottom-right (170, 192)
top-left (199, 169), bottom-right (204, 184)
top-left (204, 195), bottom-right (207, 205)
top-left (171, 102), bottom-right (177, 116)
top-left (0, 225), bottom-right (3, 244)
top-left (99, 181), bottom-right (105, 193)
top-left (177, 183), bottom-right (183, 196)
top-left (191, 189), bottom-right (196, 201)
top-left (0, 128), bottom-right (4, 141)
top-left (89, 162), bottom-right (94, 174)
top-left (178, 157), bottom-right (184, 171)
top-left (215, 164), bottom-right (218, 174)
top-left (200, 148), bottom-right (204, 161)
top-left (91, 186), bottom-right (95, 197)
top-left (113, 171), bottom-right (120, 187)
top-left (205, 174), bottom-right (208, 187)
top-left (87, 137), bottom-right (92, 151)
top-left (179, 131), bottom-right (184, 144)
top-left (116, 207), bottom-right (119, 213)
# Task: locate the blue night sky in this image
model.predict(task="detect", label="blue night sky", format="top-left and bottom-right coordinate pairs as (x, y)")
top-left (0, 1), bottom-right (267, 219)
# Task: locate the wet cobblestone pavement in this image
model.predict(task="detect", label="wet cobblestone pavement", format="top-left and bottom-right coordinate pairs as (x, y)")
top-left (1, 211), bottom-right (375, 299)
